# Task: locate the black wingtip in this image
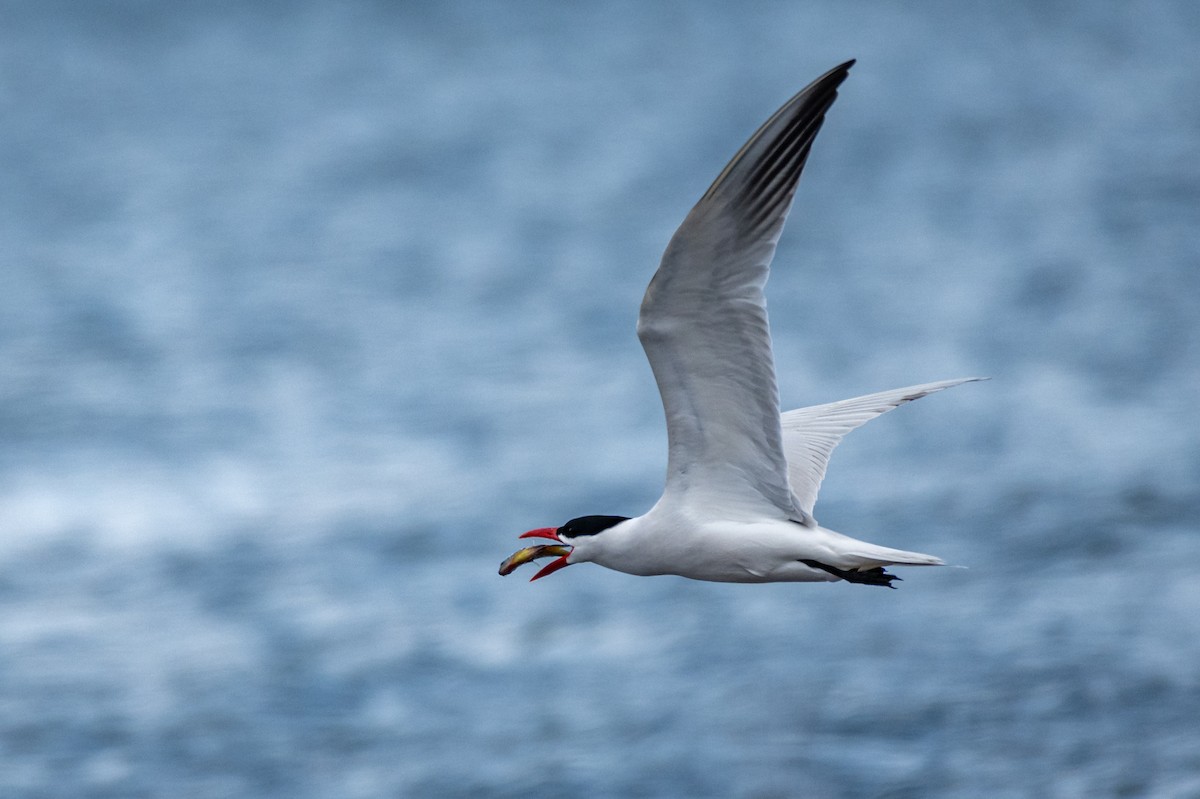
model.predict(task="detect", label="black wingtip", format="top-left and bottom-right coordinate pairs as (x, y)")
top-left (824, 59), bottom-right (856, 79)
top-left (804, 60), bottom-right (855, 92)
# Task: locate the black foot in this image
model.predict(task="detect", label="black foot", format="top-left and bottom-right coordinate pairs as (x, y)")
top-left (800, 559), bottom-right (901, 589)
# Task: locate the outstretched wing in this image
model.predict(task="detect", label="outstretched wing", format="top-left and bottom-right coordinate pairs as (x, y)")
top-left (637, 61), bottom-right (855, 520)
top-left (781, 377), bottom-right (987, 520)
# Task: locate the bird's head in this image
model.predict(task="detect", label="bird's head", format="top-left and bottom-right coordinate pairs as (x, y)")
top-left (499, 515), bottom-right (630, 581)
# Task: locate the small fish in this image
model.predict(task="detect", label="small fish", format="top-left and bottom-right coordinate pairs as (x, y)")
top-left (498, 544), bottom-right (571, 580)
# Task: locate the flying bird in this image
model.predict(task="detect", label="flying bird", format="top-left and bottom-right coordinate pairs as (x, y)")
top-left (500, 60), bottom-right (983, 588)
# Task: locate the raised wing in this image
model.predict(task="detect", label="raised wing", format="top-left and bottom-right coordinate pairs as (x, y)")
top-left (637, 61), bottom-right (854, 520)
top-left (781, 377), bottom-right (987, 520)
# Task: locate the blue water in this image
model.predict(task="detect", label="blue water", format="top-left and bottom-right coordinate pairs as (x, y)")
top-left (2, 2), bottom-right (1198, 796)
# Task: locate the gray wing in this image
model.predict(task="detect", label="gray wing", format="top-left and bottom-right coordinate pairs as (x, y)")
top-left (781, 378), bottom-right (987, 520)
top-left (637, 61), bottom-right (854, 521)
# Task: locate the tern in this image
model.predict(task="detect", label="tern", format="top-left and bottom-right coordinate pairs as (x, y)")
top-left (500, 60), bottom-right (983, 588)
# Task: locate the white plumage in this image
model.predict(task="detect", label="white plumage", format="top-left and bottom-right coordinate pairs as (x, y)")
top-left (500, 61), bottom-right (983, 587)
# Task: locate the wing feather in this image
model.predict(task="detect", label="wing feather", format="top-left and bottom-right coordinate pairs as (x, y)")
top-left (780, 377), bottom-right (987, 519)
top-left (637, 62), bottom-right (855, 520)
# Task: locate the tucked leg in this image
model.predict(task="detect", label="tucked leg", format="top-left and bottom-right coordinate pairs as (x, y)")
top-left (799, 559), bottom-right (901, 589)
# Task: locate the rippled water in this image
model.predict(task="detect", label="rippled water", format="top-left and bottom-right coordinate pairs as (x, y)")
top-left (2, 2), bottom-right (1198, 796)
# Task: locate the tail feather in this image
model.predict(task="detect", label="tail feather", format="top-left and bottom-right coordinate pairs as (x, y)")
top-left (840, 540), bottom-right (944, 569)
top-left (807, 525), bottom-right (944, 580)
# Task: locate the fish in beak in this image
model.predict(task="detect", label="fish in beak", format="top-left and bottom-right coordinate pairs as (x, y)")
top-left (498, 529), bottom-right (572, 581)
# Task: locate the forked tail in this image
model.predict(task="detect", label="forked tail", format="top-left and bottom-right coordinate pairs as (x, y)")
top-left (802, 539), bottom-right (944, 589)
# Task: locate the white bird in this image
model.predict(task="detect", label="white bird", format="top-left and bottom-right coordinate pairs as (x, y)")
top-left (500, 60), bottom-right (983, 588)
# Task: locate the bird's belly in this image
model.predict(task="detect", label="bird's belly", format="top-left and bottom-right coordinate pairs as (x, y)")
top-left (590, 522), bottom-right (838, 583)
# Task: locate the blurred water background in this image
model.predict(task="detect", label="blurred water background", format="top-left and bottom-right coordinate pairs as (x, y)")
top-left (2, 1), bottom-right (1198, 796)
